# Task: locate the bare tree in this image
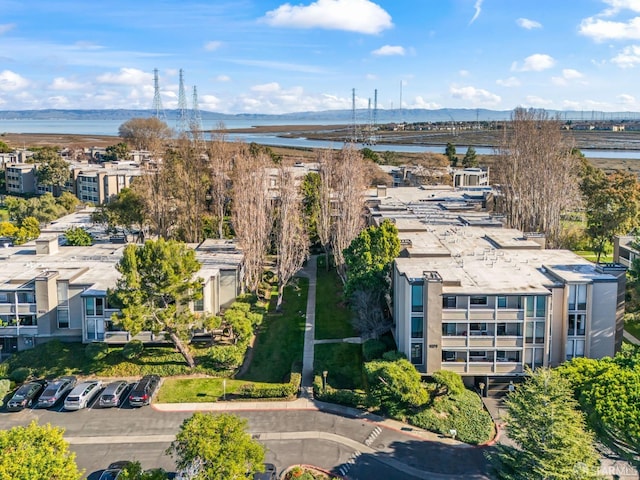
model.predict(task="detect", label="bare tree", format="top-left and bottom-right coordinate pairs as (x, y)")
top-left (134, 162), bottom-right (176, 239)
top-left (274, 161), bottom-right (309, 311)
top-left (232, 150), bottom-right (274, 294)
top-left (494, 108), bottom-right (580, 247)
top-left (206, 123), bottom-right (234, 239)
top-left (330, 146), bottom-right (367, 282)
top-left (316, 150), bottom-right (334, 270)
top-left (118, 117), bottom-right (173, 153)
top-left (350, 289), bottom-right (391, 339)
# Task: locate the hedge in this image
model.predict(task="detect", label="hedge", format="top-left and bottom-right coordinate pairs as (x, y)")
top-left (0, 378), bottom-right (11, 405)
top-left (313, 375), bottom-right (367, 409)
top-left (237, 362), bottom-right (301, 400)
top-left (122, 340), bottom-right (144, 360)
top-left (362, 339), bottom-right (387, 362)
top-left (8, 367), bottom-right (31, 384)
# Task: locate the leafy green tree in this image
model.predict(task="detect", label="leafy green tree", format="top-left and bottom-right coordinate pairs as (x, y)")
top-left (344, 219), bottom-right (400, 297)
top-left (0, 421), bottom-right (83, 480)
top-left (581, 163), bottom-right (640, 262)
top-left (64, 226), bottom-right (92, 246)
top-left (360, 147), bottom-right (380, 164)
top-left (57, 191), bottom-right (80, 212)
top-left (301, 172), bottom-right (321, 247)
top-left (462, 147), bottom-right (478, 168)
top-left (380, 150), bottom-right (399, 165)
top-left (0, 140), bottom-right (11, 153)
top-left (0, 221), bottom-right (18, 239)
top-left (445, 142), bottom-right (458, 166)
top-left (167, 413), bottom-right (265, 480)
top-left (13, 216), bottom-right (41, 244)
top-left (103, 142), bottom-right (130, 162)
top-left (119, 461), bottom-right (168, 480)
top-left (93, 187), bottom-right (146, 242)
top-left (364, 358), bottom-right (429, 417)
top-left (108, 239), bottom-right (203, 368)
top-left (30, 146), bottom-right (60, 164)
top-left (490, 368), bottom-right (601, 480)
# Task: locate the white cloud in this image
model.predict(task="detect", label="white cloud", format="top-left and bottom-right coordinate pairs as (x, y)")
top-left (0, 70), bottom-right (29, 91)
top-left (469, 0), bottom-right (483, 25)
top-left (523, 95), bottom-right (554, 107)
top-left (371, 45), bottom-right (405, 56)
top-left (204, 41), bottom-right (223, 51)
top-left (516, 18), bottom-right (542, 29)
top-left (409, 96), bottom-right (441, 109)
top-left (199, 94), bottom-right (221, 111)
top-left (459, 70), bottom-right (470, 77)
top-left (449, 85), bottom-right (501, 106)
top-left (618, 93), bottom-right (637, 105)
top-left (49, 77), bottom-right (86, 91)
top-left (600, 0), bottom-right (640, 16)
top-left (0, 23), bottom-right (15, 35)
top-left (251, 82), bottom-right (281, 93)
top-left (96, 68), bottom-right (152, 86)
top-left (579, 16), bottom-right (640, 41)
top-left (511, 53), bottom-right (555, 72)
top-left (552, 69), bottom-right (584, 86)
top-left (611, 44), bottom-right (640, 67)
top-left (496, 76), bottom-right (521, 87)
top-left (215, 74), bottom-right (231, 82)
top-left (263, 0), bottom-right (393, 34)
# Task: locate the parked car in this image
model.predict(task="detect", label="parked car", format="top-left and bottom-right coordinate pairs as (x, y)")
top-left (98, 380), bottom-right (129, 408)
top-left (128, 375), bottom-right (160, 407)
top-left (6, 381), bottom-right (45, 412)
top-left (36, 375), bottom-right (77, 408)
top-left (253, 463), bottom-right (277, 480)
top-left (64, 380), bottom-right (103, 411)
top-left (97, 461), bottom-right (132, 480)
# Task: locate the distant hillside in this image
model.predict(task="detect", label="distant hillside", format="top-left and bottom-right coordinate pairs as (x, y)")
top-left (0, 108), bottom-right (638, 123)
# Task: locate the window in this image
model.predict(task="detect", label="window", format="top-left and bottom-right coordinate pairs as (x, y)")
top-left (497, 323), bottom-right (522, 336)
top-left (525, 347), bottom-right (544, 369)
top-left (469, 350), bottom-right (489, 361)
top-left (525, 321), bottom-right (545, 344)
top-left (442, 323), bottom-right (457, 336)
top-left (85, 298), bottom-right (95, 316)
top-left (469, 322), bottom-right (487, 335)
top-left (57, 282), bottom-right (68, 307)
top-left (411, 283), bottom-right (424, 313)
top-left (470, 295), bottom-right (488, 306)
top-left (442, 350), bottom-right (457, 362)
top-left (17, 292), bottom-right (35, 303)
top-left (57, 308), bottom-right (69, 329)
top-left (0, 293), bottom-right (8, 303)
top-left (568, 313), bottom-right (586, 336)
top-left (497, 296), bottom-right (507, 308)
top-left (96, 298), bottom-right (104, 316)
top-left (442, 296), bottom-right (457, 309)
top-left (566, 339), bottom-right (585, 361)
top-left (411, 317), bottom-right (423, 338)
top-left (496, 350), bottom-right (521, 362)
top-left (526, 295), bottom-right (547, 318)
top-left (411, 343), bottom-right (423, 365)
top-left (568, 284), bottom-right (587, 311)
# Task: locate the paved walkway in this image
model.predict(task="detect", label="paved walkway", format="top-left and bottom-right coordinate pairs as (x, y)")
top-left (624, 329), bottom-right (640, 346)
top-left (299, 255), bottom-right (318, 398)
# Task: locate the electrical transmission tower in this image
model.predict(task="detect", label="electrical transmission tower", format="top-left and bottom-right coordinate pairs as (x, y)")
top-left (191, 85), bottom-right (203, 134)
top-left (152, 68), bottom-right (166, 121)
top-left (350, 88), bottom-right (358, 143)
top-left (177, 69), bottom-right (189, 133)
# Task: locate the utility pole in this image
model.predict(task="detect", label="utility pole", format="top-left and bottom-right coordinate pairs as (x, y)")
top-left (177, 69), bottom-right (188, 133)
top-left (152, 68), bottom-right (166, 121)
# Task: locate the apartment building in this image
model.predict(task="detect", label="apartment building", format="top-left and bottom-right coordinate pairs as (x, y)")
top-left (367, 186), bottom-right (625, 386)
top-left (5, 163), bottom-right (37, 194)
top-left (0, 236), bottom-right (243, 353)
top-left (70, 162), bottom-right (141, 204)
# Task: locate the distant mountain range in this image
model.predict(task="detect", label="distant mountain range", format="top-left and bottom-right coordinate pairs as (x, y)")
top-left (0, 108), bottom-right (638, 123)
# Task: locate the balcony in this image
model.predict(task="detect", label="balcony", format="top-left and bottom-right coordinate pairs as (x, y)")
top-left (495, 337), bottom-right (523, 348)
top-left (468, 363), bottom-right (495, 374)
top-left (496, 363), bottom-right (523, 374)
top-left (468, 336), bottom-right (494, 348)
top-left (0, 304), bottom-right (37, 315)
top-left (442, 336), bottom-right (467, 347)
top-left (0, 325), bottom-right (38, 336)
top-left (442, 362), bottom-right (467, 374)
top-left (496, 310), bottom-right (524, 321)
top-left (468, 309), bottom-right (495, 321)
top-left (442, 310), bottom-right (466, 321)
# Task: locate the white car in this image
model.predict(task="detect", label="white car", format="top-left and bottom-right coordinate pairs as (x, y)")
top-left (64, 380), bottom-right (103, 411)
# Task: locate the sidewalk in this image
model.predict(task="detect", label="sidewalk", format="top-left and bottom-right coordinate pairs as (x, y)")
top-left (624, 330), bottom-right (640, 346)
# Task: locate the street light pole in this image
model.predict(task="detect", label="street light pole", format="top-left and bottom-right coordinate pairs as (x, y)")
top-left (322, 370), bottom-right (328, 392)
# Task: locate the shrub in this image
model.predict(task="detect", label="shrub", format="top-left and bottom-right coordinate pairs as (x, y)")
top-left (0, 378), bottom-right (11, 404)
top-left (84, 342), bottom-right (109, 361)
top-left (9, 367), bottom-right (31, 383)
top-left (122, 340), bottom-right (144, 360)
top-left (208, 345), bottom-right (245, 370)
top-left (409, 390), bottom-right (494, 444)
top-left (313, 376), bottom-right (367, 408)
top-left (431, 370), bottom-right (465, 396)
top-left (238, 382), bottom-right (297, 399)
top-left (381, 350), bottom-right (406, 361)
top-left (362, 339), bottom-right (387, 361)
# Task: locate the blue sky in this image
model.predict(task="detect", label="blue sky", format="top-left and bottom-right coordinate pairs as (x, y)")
top-left (2, 0), bottom-right (640, 114)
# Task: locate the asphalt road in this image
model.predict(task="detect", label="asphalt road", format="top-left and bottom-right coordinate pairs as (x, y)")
top-left (0, 390), bottom-right (491, 479)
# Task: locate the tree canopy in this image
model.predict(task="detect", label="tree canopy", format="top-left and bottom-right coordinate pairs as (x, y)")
top-left (92, 187), bottom-right (146, 242)
top-left (36, 155), bottom-right (70, 190)
top-left (462, 146), bottom-right (478, 168)
top-left (580, 162), bottom-right (640, 262)
top-left (490, 367), bottom-right (601, 480)
top-left (168, 412), bottom-right (265, 480)
top-left (64, 226), bottom-right (92, 246)
top-left (0, 421), bottom-right (83, 480)
top-left (445, 142), bottom-right (458, 166)
top-left (109, 239), bottom-right (203, 367)
top-left (118, 117), bottom-right (172, 152)
top-left (103, 142), bottom-right (130, 162)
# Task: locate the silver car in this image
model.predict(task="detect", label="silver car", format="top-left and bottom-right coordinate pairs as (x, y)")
top-left (64, 380), bottom-right (102, 411)
top-left (98, 381), bottom-right (129, 408)
top-left (36, 375), bottom-right (77, 408)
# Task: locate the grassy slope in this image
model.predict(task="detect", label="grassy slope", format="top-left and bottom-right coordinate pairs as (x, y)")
top-left (314, 257), bottom-right (356, 340)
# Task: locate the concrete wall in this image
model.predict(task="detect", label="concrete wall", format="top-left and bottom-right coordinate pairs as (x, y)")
top-left (393, 265), bottom-right (410, 359)
top-left (549, 286), bottom-right (566, 367)
top-left (424, 275), bottom-right (443, 374)
top-left (590, 281), bottom-right (617, 358)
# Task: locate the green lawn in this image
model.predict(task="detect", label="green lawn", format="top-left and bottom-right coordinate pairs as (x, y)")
top-left (574, 250), bottom-right (614, 263)
top-left (624, 320), bottom-right (640, 341)
top-left (314, 342), bottom-right (364, 390)
top-left (237, 278), bottom-right (308, 383)
top-left (156, 377), bottom-right (247, 403)
top-left (315, 257), bottom-right (356, 340)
